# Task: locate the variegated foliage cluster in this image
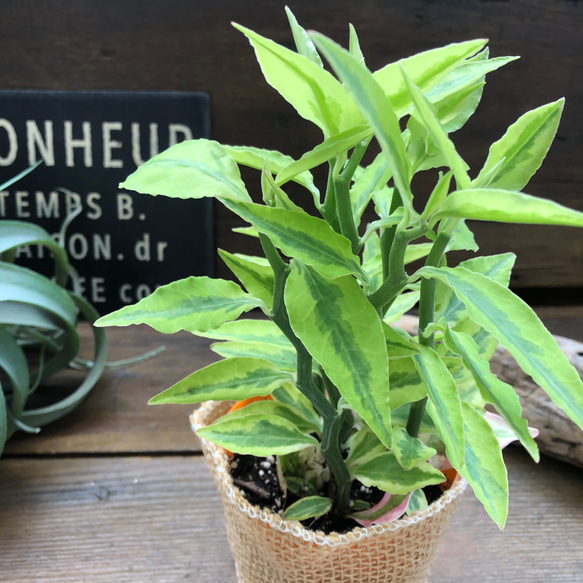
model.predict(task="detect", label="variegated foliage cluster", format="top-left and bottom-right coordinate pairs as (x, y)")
top-left (97, 9), bottom-right (583, 528)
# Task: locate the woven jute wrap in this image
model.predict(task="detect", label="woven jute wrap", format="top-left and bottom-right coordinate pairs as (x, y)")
top-left (192, 401), bottom-right (467, 583)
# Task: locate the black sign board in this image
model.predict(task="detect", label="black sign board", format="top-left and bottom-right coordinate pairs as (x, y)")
top-left (0, 90), bottom-right (212, 314)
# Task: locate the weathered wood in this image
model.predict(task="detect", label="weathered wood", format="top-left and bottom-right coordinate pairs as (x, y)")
top-left (0, 449), bottom-right (581, 582)
top-left (0, 0), bottom-right (581, 290)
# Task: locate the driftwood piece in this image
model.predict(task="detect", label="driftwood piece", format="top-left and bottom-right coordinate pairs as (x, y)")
top-left (398, 315), bottom-right (583, 468)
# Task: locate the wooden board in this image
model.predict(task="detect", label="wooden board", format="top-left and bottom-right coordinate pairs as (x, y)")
top-left (3, 324), bottom-right (215, 455)
top-left (0, 0), bottom-right (581, 290)
top-left (0, 449), bottom-right (581, 582)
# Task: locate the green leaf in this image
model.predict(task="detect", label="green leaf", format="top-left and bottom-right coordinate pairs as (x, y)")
top-left (0, 302), bottom-right (62, 330)
top-left (225, 144), bottom-right (319, 201)
top-left (285, 6), bottom-right (323, 67)
top-left (404, 243), bottom-right (433, 265)
top-left (216, 399), bottom-right (320, 436)
top-left (219, 250), bottom-right (274, 309)
top-left (422, 171), bottom-right (453, 220)
top-left (421, 265), bottom-right (583, 431)
top-left (382, 290), bottom-right (420, 323)
top-left (473, 99), bottom-right (564, 191)
top-left (433, 188), bottom-right (583, 227)
top-left (120, 139), bottom-right (250, 201)
top-left (196, 318), bottom-right (291, 347)
top-left (428, 56), bottom-right (517, 131)
top-left (387, 357), bottom-right (427, 411)
top-left (233, 23), bottom-right (361, 136)
top-left (435, 253), bottom-right (516, 327)
top-left (0, 220), bottom-right (70, 286)
top-left (444, 328), bottom-right (538, 461)
top-left (383, 323), bottom-right (420, 358)
top-left (0, 385), bottom-right (6, 455)
top-left (454, 403), bottom-right (508, 528)
top-left (349, 24), bottom-right (365, 65)
top-left (0, 160), bottom-right (42, 192)
top-left (19, 293), bottom-right (108, 428)
top-left (373, 39), bottom-right (487, 115)
top-left (392, 425), bottom-right (437, 470)
top-left (0, 326), bottom-right (30, 417)
top-left (447, 220), bottom-right (479, 253)
top-left (272, 383), bottom-right (322, 430)
top-left (197, 413), bottom-right (318, 456)
top-left (310, 32), bottom-right (413, 212)
top-left (350, 153), bottom-right (392, 221)
top-left (149, 357), bottom-right (292, 404)
top-left (345, 424), bottom-right (387, 473)
top-left (413, 345), bottom-right (465, 468)
top-left (435, 82), bottom-right (484, 134)
top-left (285, 261), bottom-right (392, 447)
top-left (95, 276), bottom-right (264, 334)
top-left (211, 340), bottom-right (297, 371)
top-left (354, 452), bottom-right (445, 494)
top-left (219, 197), bottom-right (364, 279)
top-left (284, 496), bottom-right (332, 521)
top-left (400, 65), bottom-right (470, 190)
top-left (276, 125), bottom-right (372, 187)
top-left (0, 263), bottom-right (78, 327)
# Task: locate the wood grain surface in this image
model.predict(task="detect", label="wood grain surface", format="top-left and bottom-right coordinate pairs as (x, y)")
top-left (0, 0), bottom-right (581, 290)
top-left (1, 309), bottom-right (582, 581)
top-left (1, 449), bottom-right (581, 582)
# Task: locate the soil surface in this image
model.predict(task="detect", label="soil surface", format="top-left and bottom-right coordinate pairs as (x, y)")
top-left (230, 453), bottom-right (442, 535)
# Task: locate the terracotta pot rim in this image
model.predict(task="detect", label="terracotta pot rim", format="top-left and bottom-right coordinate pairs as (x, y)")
top-left (191, 400), bottom-right (468, 548)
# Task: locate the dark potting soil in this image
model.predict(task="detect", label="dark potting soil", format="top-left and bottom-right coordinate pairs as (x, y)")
top-left (230, 454), bottom-right (445, 535)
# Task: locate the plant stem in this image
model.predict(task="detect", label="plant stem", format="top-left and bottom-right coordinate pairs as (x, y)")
top-left (260, 233), bottom-right (353, 516)
top-left (368, 224), bottom-right (426, 313)
top-left (406, 230), bottom-right (452, 438)
top-left (334, 140), bottom-right (369, 255)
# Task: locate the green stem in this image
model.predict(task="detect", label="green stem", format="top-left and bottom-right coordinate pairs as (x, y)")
top-left (334, 140), bottom-right (369, 255)
top-left (368, 224), bottom-right (426, 313)
top-left (260, 234), bottom-right (353, 515)
top-left (406, 230), bottom-right (452, 438)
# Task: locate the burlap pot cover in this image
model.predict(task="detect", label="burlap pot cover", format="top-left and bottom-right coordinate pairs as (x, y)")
top-left (191, 400), bottom-right (467, 583)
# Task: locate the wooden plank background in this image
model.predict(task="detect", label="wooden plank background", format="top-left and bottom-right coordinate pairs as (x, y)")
top-left (0, 0), bottom-right (581, 296)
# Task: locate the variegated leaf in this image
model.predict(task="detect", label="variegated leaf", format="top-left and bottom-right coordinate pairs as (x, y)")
top-left (197, 413), bottom-right (318, 456)
top-left (95, 277), bottom-right (264, 334)
top-left (454, 403), bottom-right (508, 528)
top-left (120, 139), bottom-right (250, 201)
top-left (211, 340), bottom-right (297, 372)
top-left (421, 265), bottom-right (583, 431)
top-left (354, 452), bottom-right (445, 494)
top-left (285, 260), bottom-right (392, 447)
top-left (392, 425), bottom-right (437, 470)
top-left (433, 188), bottom-right (583, 227)
top-left (219, 197), bottom-right (364, 279)
top-left (444, 328), bottom-right (538, 461)
top-left (148, 357), bottom-right (293, 404)
top-left (413, 345), bottom-right (465, 468)
top-left (233, 23), bottom-right (361, 136)
top-left (311, 32), bottom-right (413, 212)
top-left (219, 250), bottom-right (274, 309)
top-left (284, 496), bottom-right (332, 521)
top-left (473, 99), bottom-right (564, 190)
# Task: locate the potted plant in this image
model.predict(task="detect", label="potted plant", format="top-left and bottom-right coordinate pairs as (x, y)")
top-left (96, 9), bottom-right (583, 582)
